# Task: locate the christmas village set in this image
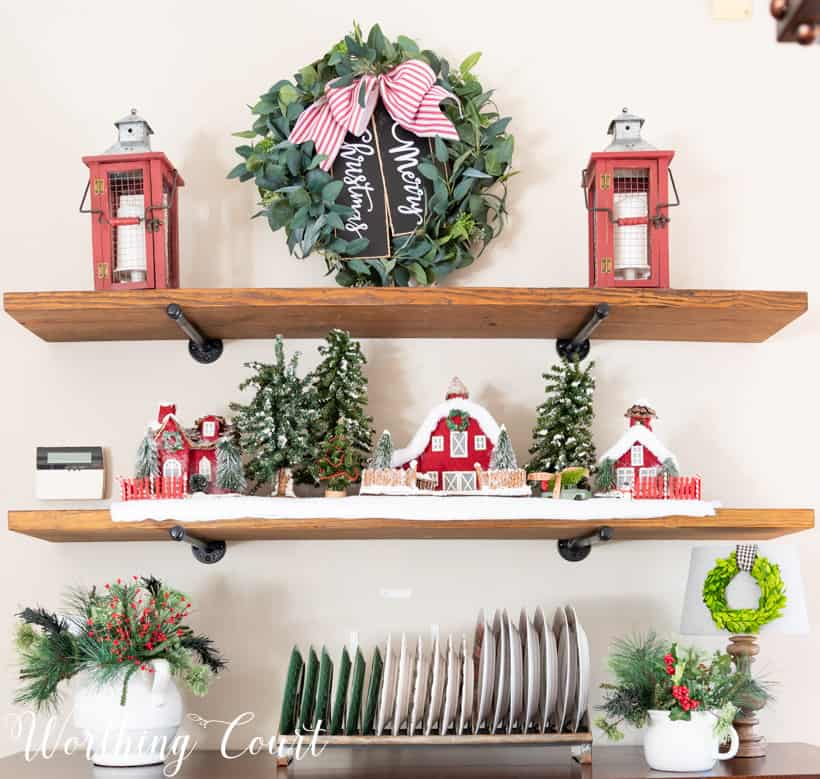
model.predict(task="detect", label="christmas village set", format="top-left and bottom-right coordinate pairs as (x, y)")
top-left (118, 329), bottom-right (705, 520)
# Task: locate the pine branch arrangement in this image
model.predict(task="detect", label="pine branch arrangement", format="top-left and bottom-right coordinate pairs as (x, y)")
top-left (528, 357), bottom-right (596, 475)
top-left (230, 335), bottom-right (319, 495)
top-left (595, 633), bottom-right (773, 741)
top-left (14, 576), bottom-right (226, 710)
top-left (305, 329), bottom-right (374, 484)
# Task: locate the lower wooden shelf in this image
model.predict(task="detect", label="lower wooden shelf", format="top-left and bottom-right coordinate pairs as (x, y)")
top-left (6, 507), bottom-right (814, 543)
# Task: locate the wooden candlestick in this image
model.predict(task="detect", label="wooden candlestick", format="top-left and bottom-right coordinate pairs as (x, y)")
top-left (726, 634), bottom-right (766, 758)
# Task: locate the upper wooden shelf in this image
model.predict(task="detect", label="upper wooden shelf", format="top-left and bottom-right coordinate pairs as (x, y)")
top-left (2, 287), bottom-right (808, 343)
top-left (7, 508), bottom-right (814, 543)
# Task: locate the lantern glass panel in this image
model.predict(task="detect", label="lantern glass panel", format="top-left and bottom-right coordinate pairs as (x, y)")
top-left (108, 170), bottom-right (147, 282)
top-left (613, 168), bottom-right (650, 281)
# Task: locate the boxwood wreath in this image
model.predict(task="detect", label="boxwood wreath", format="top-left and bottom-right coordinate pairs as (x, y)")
top-left (446, 409), bottom-right (470, 432)
top-left (228, 23), bottom-right (515, 287)
top-left (702, 550), bottom-right (787, 633)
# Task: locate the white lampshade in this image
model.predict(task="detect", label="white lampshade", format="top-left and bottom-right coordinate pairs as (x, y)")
top-left (680, 544), bottom-right (809, 636)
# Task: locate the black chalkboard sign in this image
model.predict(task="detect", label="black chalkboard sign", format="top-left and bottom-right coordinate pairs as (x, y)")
top-left (332, 124), bottom-right (391, 259)
top-left (372, 104), bottom-right (434, 237)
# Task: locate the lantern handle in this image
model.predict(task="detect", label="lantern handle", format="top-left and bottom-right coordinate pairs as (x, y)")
top-left (78, 181), bottom-right (107, 224)
top-left (653, 168), bottom-right (680, 228)
top-left (145, 169), bottom-right (180, 217)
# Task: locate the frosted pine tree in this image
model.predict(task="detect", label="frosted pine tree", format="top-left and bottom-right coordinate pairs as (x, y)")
top-left (230, 336), bottom-right (318, 496)
top-left (528, 358), bottom-right (596, 475)
top-left (370, 431), bottom-right (394, 469)
top-left (135, 430), bottom-right (159, 478)
top-left (215, 436), bottom-right (246, 493)
top-left (306, 329), bottom-right (374, 483)
top-left (490, 425), bottom-right (518, 470)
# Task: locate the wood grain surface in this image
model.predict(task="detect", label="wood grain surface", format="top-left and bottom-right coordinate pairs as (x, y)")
top-left (7, 508), bottom-right (814, 543)
top-left (3, 287), bottom-right (808, 343)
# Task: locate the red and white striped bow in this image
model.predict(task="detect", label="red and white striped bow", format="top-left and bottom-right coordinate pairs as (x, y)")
top-left (288, 59), bottom-right (460, 171)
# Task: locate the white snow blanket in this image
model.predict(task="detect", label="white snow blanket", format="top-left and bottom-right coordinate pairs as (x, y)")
top-left (110, 494), bottom-right (719, 524)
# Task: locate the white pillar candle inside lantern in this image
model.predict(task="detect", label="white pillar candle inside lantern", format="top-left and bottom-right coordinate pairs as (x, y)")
top-left (114, 193), bottom-right (147, 282)
top-left (613, 168), bottom-right (650, 281)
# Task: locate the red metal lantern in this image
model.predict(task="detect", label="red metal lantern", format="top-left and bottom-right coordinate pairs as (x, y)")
top-left (583, 109), bottom-right (679, 288)
top-left (81, 110), bottom-right (184, 290)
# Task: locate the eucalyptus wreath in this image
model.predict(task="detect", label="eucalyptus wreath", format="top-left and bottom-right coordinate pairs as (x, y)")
top-left (228, 23), bottom-right (515, 287)
top-left (702, 551), bottom-right (787, 634)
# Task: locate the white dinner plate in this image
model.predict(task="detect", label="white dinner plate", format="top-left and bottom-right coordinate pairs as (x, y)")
top-left (376, 634), bottom-right (398, 736)
top-left (392, 633), bottom-right (412, 734)
top-left (566, 605), bottom-right (590, 732)
top-left (473, 610), bottom-right (496, 734)
top-left (506, 611), bottom-right (523, 734)
top-left (491, 609), bottom-right (509, 734)
top-left (552, 607), bottom-right (572, 732)
top-left (520, 609), bottom-right (540, 733)
top-left (424, 633), bottom-right (444, 736)
top-left (439, 635), bottom-right (461, 735)
top-left (409, 636), bottom-right (429, 735)
top-left (458, 635), bottom-right (474, 735)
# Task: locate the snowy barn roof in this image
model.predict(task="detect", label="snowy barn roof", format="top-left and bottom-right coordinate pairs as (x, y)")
top-left (391, 397), bottom-right (503, 467)
top-left (598, 422), bottom-right (678, 469)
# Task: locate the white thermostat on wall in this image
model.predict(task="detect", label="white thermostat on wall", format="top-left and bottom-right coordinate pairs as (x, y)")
top-left (36, 447), bottom-right (104, 500)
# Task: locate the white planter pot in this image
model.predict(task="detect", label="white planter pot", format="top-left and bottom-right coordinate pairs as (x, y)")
top-left (643, 710), bottom-right (739, 772)
top-left (73, 659), bottom-right (183, 767)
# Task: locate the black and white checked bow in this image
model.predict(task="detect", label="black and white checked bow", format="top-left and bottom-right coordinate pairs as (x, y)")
top-left (736, 543), bottom-right (759, 571)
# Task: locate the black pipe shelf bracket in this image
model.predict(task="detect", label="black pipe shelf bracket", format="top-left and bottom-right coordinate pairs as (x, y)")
top-left (169, 525), bottom-right (226, 565)
top-left (166, 304), bottom-right (224, 364)
top-left (557, 525), bottom-right (614, 562)
top-left (556, 302), bottom-right (610, 361)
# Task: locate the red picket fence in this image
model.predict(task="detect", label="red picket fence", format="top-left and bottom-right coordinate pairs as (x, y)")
top-left (119, 476), bottom-right (187, 501)
top-left (632, 474), bottom-right (702, 501)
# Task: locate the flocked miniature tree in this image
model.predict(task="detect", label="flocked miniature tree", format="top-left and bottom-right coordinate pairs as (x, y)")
top-left (370, 431), bottom-right (394, 469)
top-left (135, 430), bottom-right (159, 479)
top-left (528, 358), bottom-right (596, 477)
top-left (489, 425), bottom-right (518, 470)
top-left (230, 336), bottom-right (318, 496)
top-left (316, 419), bottom-right (361, 495)
top-left (305, 329), bottom-right (374, 484)
top-left (216, 436), bottom-right (246, 493)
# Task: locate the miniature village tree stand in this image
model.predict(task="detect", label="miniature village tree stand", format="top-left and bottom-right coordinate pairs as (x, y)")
top-left (361, 378), bottom-right (528, 496)
top-left (81, 110), bottom-right (183, 290)
top-left (583, 109), bottom-right (679, 288)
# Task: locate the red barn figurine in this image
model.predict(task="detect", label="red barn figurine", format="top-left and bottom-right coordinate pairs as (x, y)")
top-left (152, 403), bottom-right (227, 491)
top-left (582, 109), bottom-right (679, 288)
top-left (81, 109), bottom-right (183, 291)
top-left (597, 403), bottom-right (701, 500)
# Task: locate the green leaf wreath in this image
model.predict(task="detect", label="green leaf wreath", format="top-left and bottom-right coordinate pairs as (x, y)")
top-left (446, 408), bottom-right (470, 432)
top-left (229, 22), bottom-right (515, 287)
top-left (702, 551), bottom-right (787, 633)
top-left (14, 576), bottom-right (226, 710)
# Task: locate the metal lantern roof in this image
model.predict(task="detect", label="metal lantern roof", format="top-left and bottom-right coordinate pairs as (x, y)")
top-left (114, 108), bottom-right (154, 135)
top-left (604, 107), bottom-right (656, 152)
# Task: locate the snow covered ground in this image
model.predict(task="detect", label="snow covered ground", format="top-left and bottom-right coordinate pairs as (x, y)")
top-left (110, 494), bottom-right (719, 524)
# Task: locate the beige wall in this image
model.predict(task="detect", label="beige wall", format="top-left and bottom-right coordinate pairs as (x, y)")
top-left (0, 0), bottom-right (817, 755)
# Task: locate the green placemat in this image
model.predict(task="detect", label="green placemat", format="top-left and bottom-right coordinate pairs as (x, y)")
top-left (314, 647), bottom-right (333, 734)
top-left (345, 647), bottom-right (366, 735)
top-left (297, 646), bottom-right (319, 733)
top-left (279, 646), bottom-right (304, 735)
top-left (330, 647), bottom-right (352, 735)
top-left (361, 646), bottom-right (383, 735)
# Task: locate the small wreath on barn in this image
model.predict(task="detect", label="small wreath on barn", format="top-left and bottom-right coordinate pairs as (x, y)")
top-left (446, 409), bottom-right (471, 432)
top-left (702, 549), bottom-right (787, 634)
top-left (229, 22), bottom-right (515, 288)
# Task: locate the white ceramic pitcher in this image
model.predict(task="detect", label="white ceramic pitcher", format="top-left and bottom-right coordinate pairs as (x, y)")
top-left (643, 709), bottom-right (739, 772)
top-left (73, 659), bottom-right (183, 766)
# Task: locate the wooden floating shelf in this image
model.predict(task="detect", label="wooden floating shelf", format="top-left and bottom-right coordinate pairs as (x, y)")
top-left (2, 287), bottom-right (808, 343)
top-left (7, 508), bottom-right (813, 543)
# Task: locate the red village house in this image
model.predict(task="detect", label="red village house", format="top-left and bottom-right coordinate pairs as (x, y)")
top-left (389, 377), bottom-right (524, 493)
top-left (598, 403), bottom-right (678, 492)
top-left (153, 402), bottom-right (227, 492)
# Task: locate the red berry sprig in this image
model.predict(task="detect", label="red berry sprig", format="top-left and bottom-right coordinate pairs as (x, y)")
top-left (671, 684), bottom-right (700, 712)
